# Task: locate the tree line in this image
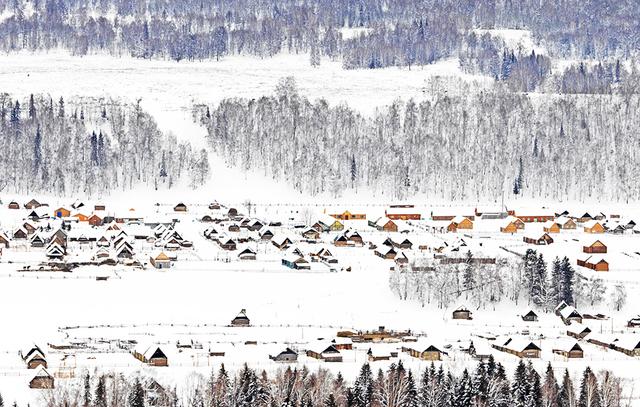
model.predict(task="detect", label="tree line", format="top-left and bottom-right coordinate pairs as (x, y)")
top-left (0, 0), bottom-right (637, 74)
top-left (16, 359), bottom-right (630, 407)
top-left (0, 93), bottom-right (209, 195)
top-left (195, 78), bottom-right (640, 202)
top-left (391, 250), bottom-right (626, 312)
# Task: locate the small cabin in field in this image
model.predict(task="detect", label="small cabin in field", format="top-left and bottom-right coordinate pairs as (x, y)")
top-left (345, 229), bottom-right (364, 245)
top-left (237, 247), bottom-right (257, 260)
top-left (370, 217), bottom-right (398, 232)
top-left (567, 322), bottom-right (592, 339)
top-left (149, 252), bottom-right (171, 269)
top-left (521, 310), bottom-right (538, 322)
top-left (269, 348), bottom-right (298, 363)
top-left (523, 233), bottom-right (554, 245)
top-left (448, 216), bottom-right (473, 232)
top-left (500, 218), bottom-right (521, 233)
top-left (543, 221), bottom-right (561, 233)
top-left (402, 342), bottom-right (445, 361)
top-left (556, 216), bottom-right (577, 229)
top-left (133, 344), bottom-right (168, 366)
top-left (231, 309), bottom-right (250, 326)
top-left (24, 199), bottom-right (41, 209)
top-left (282, 251), bottom-right (310, 270)
top-left (577, 256), bottom-right (609, 272)
top-left (557, 304), bottom-right (583, 325)
top-left (612, 336), bottom-right (640, 357)
top-left (88, 214), bottom-right (103, 226)
top-left (374, 245), bottom-right (397, 260)
top-left (0, 232), bottom-right (10, 248)
top-left (173, 203), bottom-right (187, 212)
top-left (552, 340), bottom-right (584, 359)
top-left (302, 227), bottom-right (320, 240)
top-left (367, 345), bottom-right (398, 362)
top-left (583, 240), bottom-right (607, 254)
top-left (492, 337), bottom-right (541, 358)
top-left (306, 343), bottom-right (342, 362)
top-left (583, 220), bottom-right (605, 234)
top-left (452, 306), bottom-right (472, 320)
top-left (333, 234), bottom-right (350, 247)
top-left (8, 200), bottom-right (20, 209)
top-left (29, 366), bottom-right (54, 389)
top-left (21, 345), bottom-right (47, 369)
top-left (385, 205), bottom-right (421, 221)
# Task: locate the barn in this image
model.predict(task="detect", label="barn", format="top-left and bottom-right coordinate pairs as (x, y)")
top-left (552, 340), bottom-right (584, 359)
top-left (385, 205), bottom-right (421, 220)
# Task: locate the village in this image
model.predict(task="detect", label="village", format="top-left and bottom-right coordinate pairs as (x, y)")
top-left (1, 197), bottom-right (640, 397)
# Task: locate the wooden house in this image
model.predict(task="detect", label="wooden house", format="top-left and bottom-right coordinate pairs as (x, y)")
top-left (452, 306), bottom-right (472, 320)
top-left (13, 227), bottom-right (28, 239)
top-left (116, 241), bottom-right (134, 258)
top-left (24, 199), bottom-right (41, 209)
top-left (448, 216), bottom-right (473, 232)
top-left (46, 243), bottom-right (65, 259)
top-left (374, 245), bottom-right (397, 260)
top-left (521, 310), bottom-right (538, 322)
top-left (558, 305), bottom-right (583, 325)
top-left (271, 235), bottom-right (293, 250)
top-left (247, 219), bottom-right (264, 231)
top-left (402, 343), bottom-right (445, 361)
top-left (269, 348), bottom-right (298, 363)
top-left (282, 251), bottom-right (310, 270)
top-left (583, 240), bottom-right (607, 254)
top-left (28, 207), bottom-right (49, 221)
top-left (21, 345), bottom-right (47, 369)
top-left (54, 207), bottom-right (71, 218)
top-left (543, 221), bottom-right (561, 233)
top-left (575, 212), bottom-right (593, 223)
top-left (208, 202), bottom-right (221, 210)
top-left (345, 229), bottom-right (364, 245)
top-left (577, 256), bottom-right (609, 272)
top-left (583, 220), bottom-right (605, 234)
top-left (227, 208), bottom-right (239, 218)
top-left (73, 213), bottom-right (89, 222)
top-left (333, 234), bottom-right (350, 247)
top-left (314, 216), bottom-right (344, 232)
top-left (370, 217), bottom-right (398, 232)
top-left (94, 204), bottom-right (106, 211)
top-left (88, 214), bottom-right (103, 226)
top-left (8, 200), bottom-right (20, 209)
top-left (30, 233), bottom-right (46, 248)
top-left (392, 237), bottom-right (413, 249)
top-left (556, 216), bottom-right (577, 230)
top-left (567, 322), bottom-right (592, 339)
top-left (149, 252), bottom-right (171, 269)
top-left (302, 227), bottom-right (320, 240)
top-left (331, 337), bottom-right (353, 350)
top-left (133, 343), bottom-right (168, 366)
top-left (231, 309), bottom-right (250, 326)
top-left (367, 345), bottom-right (398, 362)
top-left (22, 222), bottom-right (36, 235)
top-left (612, 336), bottom-right (640, 357)
top-left (0, 232), bottom-right (10, 248)
top-left (552, 341), bottom-right (584, 358)
top-left (237, 247), bottom-right (257, 261)
top-left (500, 218), bottom-right (521, 233)
top-left (385, 205), bottom-right (421, 220)
top-left (492, 337), bottom-right (541, 358)
top-left (173, 203), bottom-right (188, 212)
top-left (517, 212), bottom-right (555, 223)
top-left (329, 210), bottom-right (366, 221)
top-left (627, 317), bottom-right (640, 328)
top-left (259, 227), bottom-right (274, 241)
top-left (523, 233), bottom-right (554, 245)
top-left (218, 236), bottom-right (237, 251)
top-left (29, 366), bottom-right (54, 389)
top-left (306, 343), bottom-right (342, 362)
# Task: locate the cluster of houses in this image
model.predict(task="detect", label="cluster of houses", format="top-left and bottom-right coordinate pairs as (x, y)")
top-left (0, 198), bottom-right (197, 270)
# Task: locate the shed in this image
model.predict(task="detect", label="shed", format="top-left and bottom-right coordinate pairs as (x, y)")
top-left (133, 343), bottom-right (168, 366)
top-left (552, 340), bottom-right (584, 358)
top-left (452, 306), bottom-right (472, 320)
top-left (149, 252), bottom-right (171, 269)
top-left (521, 310), bottom-right (538, 322)
top-left (583, 240), bottom-right (607, 254)
top-left (29, 366), bottom-right (54, 389)
top-left (231, 309), bottom-right (250, 326)
top-left (269, 348), bottom-right (298, 363)
top-left (306, 343), bottom-right (342, 362)
top-left (174, 203), bottom-right (188, 212)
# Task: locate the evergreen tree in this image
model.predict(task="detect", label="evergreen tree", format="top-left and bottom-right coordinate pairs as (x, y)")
top-left (353, 363), bottom-right (374, 407)
top-left (58, 96), bottom-right (65, 118)
top-left (83, 373), bottom-right (92, 407)
top-left (532, 253), bottom-right (547, 307)
top-left (455, 369), bottom-right (473, 407)
top-left (560, 257), bottom-right (575, 305)
top-left (559, 370), bottom-right (576, 407)
top-left (10, 100), bottom-right (20, 127)
top-left (0, 392), bottom-right (3, 407)
top-left (127, 378), bottom-right (145, 407)
top-left (542, 363), bottom-right (560, 407)
top-left (577, 367), bottom-right (600, 407)
top-left (549, 257), bottom-right (563, 306)
top-left (33, 125), bottom-right (42, 172)
top-left (463, 250), bottom-right (476, 299)
top-left (94, 375), bottom-right (107, 407)
top-left (28, 94), bottom-right (36, 120)
top-left (472, 361), bottom-right (488, 405)
top-left (525, 363), bottom-right (542, 407)
top-left (512, 360), bottom-right (528, 407)
top-left (325, 394), bottom-right (338, 407)
top-left (350, 155), bottom-right (357, 188)
top-left (90, 131), bottom-right (98, 165)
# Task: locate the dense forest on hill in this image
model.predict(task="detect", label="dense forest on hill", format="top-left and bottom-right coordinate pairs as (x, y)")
top-left (0, 0), bottom-right (638, 75)
top-left (195, 78), bottom-right (640, 202)
top-left (0, 93), bottom-right (209, 195)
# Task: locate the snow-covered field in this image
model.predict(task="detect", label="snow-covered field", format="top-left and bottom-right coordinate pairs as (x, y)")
top-left (1, 198), bottom-right (640, 404)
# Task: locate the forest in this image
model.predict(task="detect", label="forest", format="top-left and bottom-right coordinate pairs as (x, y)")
top-left (0, 93), bottom-right (209, 195)
top-left (17, 359), bottom-right (627, 407)
top-left (195, 78), bottom-right (640, 202)
top-left (390, 250), bottom-right (626, 313)
top-left (0, 0), bottom-right (637, 76)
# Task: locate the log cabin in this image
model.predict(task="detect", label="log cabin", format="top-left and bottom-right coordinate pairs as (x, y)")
top-left (269, 348), bottom-right (298, 363)
top-left (402, 343), bottom-right (445, 361)
top-left (567, 322), bottom-right (592, 339)
top-left (329, 210), bottom-right (366, 221)
top-left (385, 205), bottom-right (421, 220)
top-left (552, 341), bottom-right (584, 358)
top-left (492, 337), bottom-right (541, 358)
top-left (583, 240), bottom-right (607, 254)
top-left (306, 343), bottom-right (342, 362)
top-left (523, 233), bottom-right (554, 245)
top-left (577, 256), bottom-right (609, 272)
top-left (543, 221), bottom-right (561, 233)
top-left (583, 220), bottom-right (605, 234)
top-left (29, 366), bottom-right (55, 389)
top-left (24, 199), bottom-right (41, 209)
top-left (555, 216), bottom-right (577, 229)
top-left (452, 306), bottom-right (473, 320)
top-left (231, 309), bottom-right (250, 326)
top-left (133, 343), bottom-right (168, 366)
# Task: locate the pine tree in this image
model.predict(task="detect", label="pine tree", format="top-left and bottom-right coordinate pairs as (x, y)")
top-left (127, 378), bottom-right (145, 407)
top-left (472, 360), bottom-right (488, 405)
top-left (354, 363), bottom-right (374, 407)
top-left (28, 94), bottom-right (36, 120)
top-left (325, 394), bottom-right (338, 407)
top-left (58, 96), bottom-right (65, 118)
top-left (578, 367), bottom-right (600, 407)
top-left (350, 155), bottom-right (357, 188)
top-left (83, 373), bottom-right (92, 407)
top-left (33, 125), bottom-right (42, 172)
top-left (532, 253), bottom-right (547, 307)
top-left (90, 131), bottom-right (98, 165)
top-left (542, 363), bottom-right (560, 407)
top-left (94, 375), bottom-right (107, 407)
top-left (549, 257), bottom-right (562, 306)
top-left (455, 369), bottom-right (473, 407)
top-left (512, 360), bottom-right (528, 407)
top-left (525, 363), bottom-right (542, 407)
top-left (10, 100), bottom-right (20, 127)
top-left (463, 250), bottom-right (476, 299)
top-left (560, 257), bottom-right (575, 305)
top-left (0, 392), bottom-right (4, 407)
top-left (559, 370), bottom-right (575, 407)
